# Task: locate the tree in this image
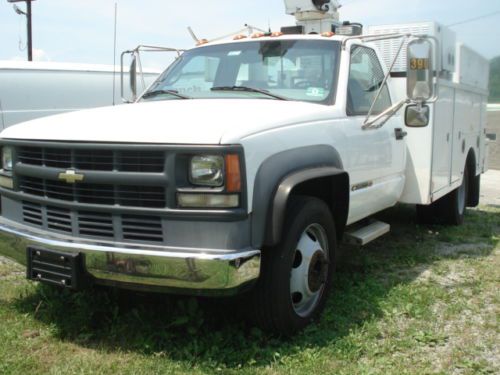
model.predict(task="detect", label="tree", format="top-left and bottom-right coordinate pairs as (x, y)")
top-left (490, 56), bottom-right (500, 103)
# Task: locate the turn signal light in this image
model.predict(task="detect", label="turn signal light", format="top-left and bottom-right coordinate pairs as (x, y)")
top-left (225, 154), bottom-right (241, 193)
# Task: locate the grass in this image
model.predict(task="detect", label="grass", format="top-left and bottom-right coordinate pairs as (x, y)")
top-left (0, 204), bottom-right (498, 375)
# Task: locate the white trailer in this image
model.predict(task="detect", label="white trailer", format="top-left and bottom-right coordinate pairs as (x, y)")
top-left (0, 61), bottom-right (160, 129)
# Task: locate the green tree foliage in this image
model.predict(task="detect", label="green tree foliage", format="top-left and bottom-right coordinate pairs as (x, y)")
top-left (490, 56), bottom-right (500, 103)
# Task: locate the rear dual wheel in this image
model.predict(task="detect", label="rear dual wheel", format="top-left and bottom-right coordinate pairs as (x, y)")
top-left (416, 166), bottom-right (469, 225)
top-left (248, 196), bottom-right (337, 335)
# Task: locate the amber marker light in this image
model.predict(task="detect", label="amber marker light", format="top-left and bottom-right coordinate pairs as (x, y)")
top-left (225, 154), bottom-right (241, 193)
top-left (233, 34), bottom-right (247, 40)
top-left (196, 39), bottom-right (209, 46)
top-left (321, 31), bottom-right (335, 37)
top-left (251, 32), bottom-right (266, 39)
top-left (270, 31), bottom-right (284, 37)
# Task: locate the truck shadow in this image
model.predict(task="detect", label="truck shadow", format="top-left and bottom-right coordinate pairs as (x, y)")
top-left (13, 205), bottom-right (499, 369)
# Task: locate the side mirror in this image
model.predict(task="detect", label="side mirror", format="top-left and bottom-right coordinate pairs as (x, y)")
top-left (129, 55), bottom-right (138, 102)
top-left (405, 105), bottom-right (430, 127)
top-left (407, 39), bottom-right (434, 102)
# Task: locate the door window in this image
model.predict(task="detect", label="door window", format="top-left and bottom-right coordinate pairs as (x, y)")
top-left (347, 46), bottom-right (391, 116)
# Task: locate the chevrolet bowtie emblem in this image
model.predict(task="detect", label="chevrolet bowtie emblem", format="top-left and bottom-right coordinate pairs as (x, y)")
top-left (58, 170), bottom-right (84, 184)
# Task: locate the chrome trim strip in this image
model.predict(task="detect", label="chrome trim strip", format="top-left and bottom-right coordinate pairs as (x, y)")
top-left (0, 217), bottom-right (261, 294)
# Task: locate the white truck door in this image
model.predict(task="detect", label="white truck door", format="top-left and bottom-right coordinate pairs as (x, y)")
top-left (344, 45), bottom-right (406, 224)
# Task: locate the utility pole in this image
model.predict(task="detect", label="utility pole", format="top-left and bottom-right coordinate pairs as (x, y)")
top-left (8, 0), bottom-right (36, 61)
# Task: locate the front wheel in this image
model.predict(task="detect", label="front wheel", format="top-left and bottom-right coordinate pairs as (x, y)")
top-left (247, 196), bottom-right (337, 335)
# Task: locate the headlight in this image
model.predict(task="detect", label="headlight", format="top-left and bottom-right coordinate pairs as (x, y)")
top-left (2, 147), bottom-right (13, 171)
top-left (190, 155), bottom-right (224, 187)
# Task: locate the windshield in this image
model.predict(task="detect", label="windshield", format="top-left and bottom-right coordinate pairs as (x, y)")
top-left (143, 40), bottom-right (340, 104)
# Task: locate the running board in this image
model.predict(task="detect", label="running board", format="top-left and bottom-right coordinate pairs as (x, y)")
top-left (344, 220), bottom-right (390, 246)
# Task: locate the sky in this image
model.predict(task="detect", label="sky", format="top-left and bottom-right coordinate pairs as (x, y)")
top-left (0, 0), bottom-right (499, 69)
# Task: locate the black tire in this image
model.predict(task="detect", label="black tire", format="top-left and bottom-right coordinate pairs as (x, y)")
top-left (467, 174), bottom-right (480, 207)
top-left (416, 166), bottom-right (469, 226)
top-left (247, 196), bottom-right (337, 335)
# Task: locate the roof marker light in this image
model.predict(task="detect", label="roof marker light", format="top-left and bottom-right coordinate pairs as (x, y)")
top-left (233, 34), bottom-right (247, 40)
top-left (321, 31), bottom-right (335, 37)
top-left (196, 39), bottom-right (209, 46)
top-left (251, 32), bottom-right (266, 39)
top-left (270, 31), bottom-right (284, 37)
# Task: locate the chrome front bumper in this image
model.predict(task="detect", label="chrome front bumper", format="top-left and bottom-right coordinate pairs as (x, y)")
top-left (0, 217), bottom-right (261, 296)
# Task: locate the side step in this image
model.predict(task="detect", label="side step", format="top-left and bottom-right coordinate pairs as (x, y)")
top-left (344, 220), bottom-right (390, 246)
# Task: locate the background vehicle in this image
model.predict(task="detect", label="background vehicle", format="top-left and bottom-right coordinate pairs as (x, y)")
top-left (0, 0), bottom-right (489, 334)
top-left (0, 60), bottom-right (159, 128)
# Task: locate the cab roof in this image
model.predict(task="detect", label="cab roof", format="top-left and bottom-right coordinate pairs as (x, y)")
top-left (192, 33), bottom-right (350, 49)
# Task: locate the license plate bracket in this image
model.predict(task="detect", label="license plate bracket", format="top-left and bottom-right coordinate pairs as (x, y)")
top-left (26, 247), bottom-right (86, 290)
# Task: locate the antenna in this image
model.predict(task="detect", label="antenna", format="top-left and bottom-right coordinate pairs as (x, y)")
top-left (112, 2), bottom-right (117, 106)
top-left (187, 27), bottom-right (200, 43)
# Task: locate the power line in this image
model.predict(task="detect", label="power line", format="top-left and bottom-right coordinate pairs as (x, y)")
top-left (448, 10), bottom-right (500, 27)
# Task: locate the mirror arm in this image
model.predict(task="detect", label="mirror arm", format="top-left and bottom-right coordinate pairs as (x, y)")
top-left (363, 36), bottom-right (408, 127)
top-left (363, 99), bottom-right (409, 130)
top-left (120, 45), bottom-right (185, 104)
top-left (135, 52), bottom-right (146, 99)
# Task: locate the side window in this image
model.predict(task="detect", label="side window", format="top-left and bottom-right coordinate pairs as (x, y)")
top-left (347, 46), bottom-right (391, 116)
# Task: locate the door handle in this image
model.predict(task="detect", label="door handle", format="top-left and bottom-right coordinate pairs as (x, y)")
top-left (395, 128), bottom-right (408, 140)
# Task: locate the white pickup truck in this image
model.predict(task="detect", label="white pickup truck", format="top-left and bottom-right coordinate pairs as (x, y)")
top-left (0, 0), bottom-right (489, 334)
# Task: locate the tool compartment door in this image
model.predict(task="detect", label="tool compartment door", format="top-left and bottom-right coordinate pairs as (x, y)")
top-left (431, 84), bottom-right (454, 193)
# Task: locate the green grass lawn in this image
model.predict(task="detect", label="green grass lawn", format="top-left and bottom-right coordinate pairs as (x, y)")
top-left (0, 205), bottom-right (498, 375)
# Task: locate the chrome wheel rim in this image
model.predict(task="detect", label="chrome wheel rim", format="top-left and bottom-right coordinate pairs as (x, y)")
top-left (290, 223), bottom-right (329, 318)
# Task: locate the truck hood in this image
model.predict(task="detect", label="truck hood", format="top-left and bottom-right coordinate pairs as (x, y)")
top-left (0, 99), bottom-right (337, 144)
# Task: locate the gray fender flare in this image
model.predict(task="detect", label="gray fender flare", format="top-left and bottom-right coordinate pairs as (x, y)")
top-left (251, 145), bottom-right (349, 248)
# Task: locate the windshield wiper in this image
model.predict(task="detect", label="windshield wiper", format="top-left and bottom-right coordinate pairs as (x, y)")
top-left (211, 86), bottom-right (288, 101)
top-left (142, 89), bottom-right (191, 100)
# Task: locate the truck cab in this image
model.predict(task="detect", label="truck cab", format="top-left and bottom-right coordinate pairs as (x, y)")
top-left (0, 1), bottom-right (489, 335)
